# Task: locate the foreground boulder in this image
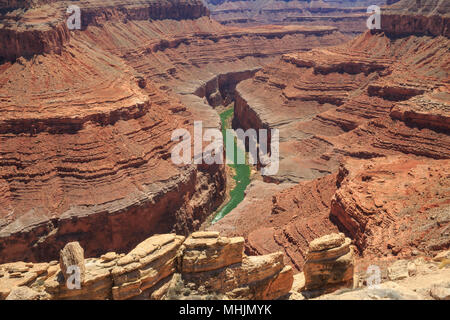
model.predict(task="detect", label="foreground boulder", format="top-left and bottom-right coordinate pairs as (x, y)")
top-left (180, 231), bottom-right (244, 273)
top-left (0, 232), bottom-right (293, 300)
top-left (303, 233), bottom-right (354, 294)
top-left (6, 286), bottom-right (48, 300)
top-left (166, 232), bottom-right (293, 299)
top-left (111, 234), bottom-right (185, 300)
top-left (59, 242), bottom-right (86, 284)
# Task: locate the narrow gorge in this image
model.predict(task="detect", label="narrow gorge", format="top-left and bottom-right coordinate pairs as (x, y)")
top-left (0, 0), bottom-right (449, 301)
top-left (0, 0), bottom-right (351, 263)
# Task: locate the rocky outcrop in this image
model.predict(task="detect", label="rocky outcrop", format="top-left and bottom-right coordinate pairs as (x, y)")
top-left (166, 231), bottom-right (294, 300)
top-left (180, 231), bottom-right (244, 273)
top-left (110, 233), bottom-right (184, 300)
top-left (286, 236), bottom-right (450, 300)
top-left (209, 177), bottom-right (340, 271)
top-left (0, 232), bottom-right (293, 300)
top-left (166, 252), bottom-right (293, 300)
top-left (303, 233), bottom-right (354, 293)
top-left (5, 286), bottom-right (48, 300)
top-left (1, 233), bottom-right (448, 300)
top-left (390, 92), bottom-right (450, 131)
top-left (0, 261), bottom-right (51, 299)
top-left (59, 242), bottom-right (86, 283)
top-left (0, 19), bottom-right (70, 62)
top-left (330, 157), bottom-right (450, 258)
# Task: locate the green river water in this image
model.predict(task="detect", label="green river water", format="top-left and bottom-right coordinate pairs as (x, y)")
top-left (212, 107), bottom-right (251, 223)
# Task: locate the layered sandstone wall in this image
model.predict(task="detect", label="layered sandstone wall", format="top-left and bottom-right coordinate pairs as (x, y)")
top-left (0, 4), bottom-right (70, 61)
top-left (330, 156), bottom-right (450, 256)
top-left (381, 0), bottom-right (450, 37)
top-left (0, 0), bottom-right (209, 61)
top-left (0, 0), bottom-right (57, 10)
top-left (210, 4), bottom-right (449, 271)
top-left (78, 0), bottom-right (209, 27)
top-left (0, 0), bottom-right (226, 264)
top-left (0, 0), bottom-right (355, 265)
top-left (205, 0), bottom-right (387, 34)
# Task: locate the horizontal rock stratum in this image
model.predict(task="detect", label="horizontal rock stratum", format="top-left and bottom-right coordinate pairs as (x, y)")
top-left (204, 0), bottom-right (387, 34)
top-left (210, 0), bottom-right (449, 274)
top-left (0, 232), bottom-right (294, 300)
top-left (0, 0), bottom-right (449, 301)
top-left (303, 233), bottom-right (354, 293)
top-left (0, 0), bottom-right (350, 264)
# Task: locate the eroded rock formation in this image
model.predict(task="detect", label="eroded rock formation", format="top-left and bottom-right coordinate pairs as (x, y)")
top-left (303, 233), bottom-right (354, 293)
top-left (382, 0), bottom-right (450, 37)
top-left (210, 0), bottom-right (449, 274)
top-left (331, 156), bottom-right (450, 256)
top-left (0, 0), bottom-right (351, 264)
top-left (0, 232), bottom-right (293, 300)
top-left (205, 0), bottom-right (387, 34)
top-left (0, 0), bottom-right (449, 301)
top-left (59, 242), bottom-right (86, 283)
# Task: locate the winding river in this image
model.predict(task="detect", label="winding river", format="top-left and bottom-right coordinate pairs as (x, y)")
top-left (212, 107), bottom-right (251, 223)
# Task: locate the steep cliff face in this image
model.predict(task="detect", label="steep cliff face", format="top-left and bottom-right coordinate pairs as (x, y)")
top-left (230, 30), bottom-right (449, 183)
top-left (0, 4), bottom-right (70, 61)
top-left (330, 157), bottom-right (450, 257)
top-left (210, 3), bottom-right (449, 270)
top-left (0, 0), bottom-right (218, 263)
top-left (0, 0), bottom-right (209, 61)
top-left (78, 0), bottom-right (210, 26)
top-left (381, 0), bottom-right (450, 36)
top-left (0, 0), bottom-right (355, 264)
top-left (204, 0), bottom-right (387, 34)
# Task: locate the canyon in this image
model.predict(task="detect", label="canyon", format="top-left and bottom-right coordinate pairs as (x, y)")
top-left (0, 0), bottom-right (349, 263)
top-left (0, 0), bottom-right (449, 300)
top-left (210, 0), bottom-right (450, 276)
